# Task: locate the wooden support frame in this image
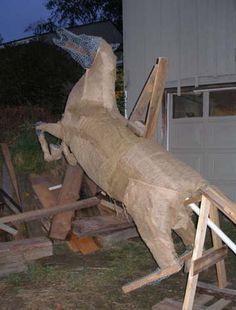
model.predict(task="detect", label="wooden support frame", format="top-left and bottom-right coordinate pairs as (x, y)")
top-left (128, 58), bottom-right (168, 139)
top-left (182, 191), bottom-right (236, 309)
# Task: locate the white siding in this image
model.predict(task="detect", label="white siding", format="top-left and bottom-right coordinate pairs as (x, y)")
top-left (123, 0), bottom-right (236, 114)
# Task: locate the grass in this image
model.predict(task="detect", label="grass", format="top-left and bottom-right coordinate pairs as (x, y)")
top-left (1, 122), bottom-right (61, 174)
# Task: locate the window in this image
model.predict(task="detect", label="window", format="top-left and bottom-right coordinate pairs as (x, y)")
top-left (173, 94), bottom-right (203, 119)
top-left (209, 90), bottom-right (236, 116)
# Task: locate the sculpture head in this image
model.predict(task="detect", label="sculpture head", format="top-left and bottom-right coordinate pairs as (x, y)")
top-left (53, 28), bottom-right (102, 69)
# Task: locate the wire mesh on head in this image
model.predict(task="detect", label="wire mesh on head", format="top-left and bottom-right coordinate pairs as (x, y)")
top-left (53, 28), bottom-right (101, 69)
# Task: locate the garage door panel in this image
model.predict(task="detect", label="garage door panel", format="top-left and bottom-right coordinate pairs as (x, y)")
top-left (207, 153), bottom-right (236, 180)
top-left (171, 122), bottom-right (204, 149)
top-left (207, 121), bottom-right (236, 148)
top-left (172, 152), bottom-right (203, 174)
top-left (210, 182), bottom-right (236, 202)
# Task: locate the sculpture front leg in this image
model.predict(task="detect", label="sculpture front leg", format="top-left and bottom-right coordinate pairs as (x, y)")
top-left (36, 122), bottom-right (63, 162)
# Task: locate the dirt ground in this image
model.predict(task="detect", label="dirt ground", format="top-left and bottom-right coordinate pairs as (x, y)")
top-left (0, 232), bottom-right (236, 310)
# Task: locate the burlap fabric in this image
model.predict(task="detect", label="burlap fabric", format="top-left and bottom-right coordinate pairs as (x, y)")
top-left (37, 35), bottom-right (208, 269)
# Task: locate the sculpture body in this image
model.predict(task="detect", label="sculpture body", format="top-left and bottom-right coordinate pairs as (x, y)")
top-left (37, 30), bottom-right (207, 270)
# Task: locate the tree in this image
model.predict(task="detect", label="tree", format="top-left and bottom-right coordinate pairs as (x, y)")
top-left (25, 18), bottom-right (56, 35)
top-left (0, 33), bottom-right (3, 44)
top-left (45, 0), bottom-right (122, 31)
top-left (0, 40), bottom-right (83, 114)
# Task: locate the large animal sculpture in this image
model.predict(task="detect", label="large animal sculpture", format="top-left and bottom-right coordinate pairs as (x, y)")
top-left (36, 29), bottom-right (208, 271)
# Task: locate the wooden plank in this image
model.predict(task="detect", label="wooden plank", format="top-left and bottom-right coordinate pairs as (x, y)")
top-left (122, 249), bottom-right (192, 294)
top-left (206, 298), bottom-right (231, 310)
top-left (193, 246), bottom-right (228, 276)
top-left (202, 186), bottom-right (236, 224)
top-left (194, 294), bottom-right (214, 306)
top-left (0, 237), bottom-right (52, 277)
top-left (95, 227), bottom-right (138, 248)
top-left (81, 174), bottom-right (100, 217)
top-left (0, 237), bottom-right (52, 255)
top-left (82, 174), bottom-right (98, 197)
top-left (123, 263), bottom-right (181, 294)
top-left (30, 176), bottom-right (57, 209)
top-left (145, 58), bottom-right (168, 139)
top-left (0, 254), bottom-right (27, 278)
top-left (152, 298), bottom-right (182, 310)
top-left (182, 195), bottom-right (212, 310)
top-left (209, 204), bottom-right (228, 288)
top-left (184, 193), bottom-right (202, 206)
top-left (129, 64), bottom-right (158, 122)
top-left (197, 282), bottom-right (236, 301)
top-left (0, 143), bottom-right (21, 206)
top-left (67, 234), bottom-right (100, 255)
top-left (50, 165), bottom-right (84, 240)
top-left (127, 120), bottom-right (146, 137)
top-left (73, 215), bottom-right (134, 237)
top-left (0, 197), bottom-right (100, 224)
top-left (0, 223), bottom-right (18, 236)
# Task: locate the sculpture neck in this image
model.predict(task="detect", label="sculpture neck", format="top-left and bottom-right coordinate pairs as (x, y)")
top-left (82, 41), bottom-right (119, 113)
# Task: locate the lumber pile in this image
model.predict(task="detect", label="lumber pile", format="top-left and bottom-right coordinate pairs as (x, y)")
top-left (0, 237), bottom-right (53, 277)
top-left (29, 165), bottom-right (138, 255)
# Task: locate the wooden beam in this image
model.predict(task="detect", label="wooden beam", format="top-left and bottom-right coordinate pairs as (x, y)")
top-left (202, 186), bottom-right (236, 224)
top-left (73, 215), bottom-right (134, 237)
top-left (50, 165), bottom-right (84, 240)
top-left (192, 246), bottom-right (228, 276)
top-left (127, 120), bottom-right (146, 137)
top-left (122, 250), bottom-right (192, 294)
top-left (145, 58), bottom-right (168, 139)
top-left (122, 263), bottom-right (181, 294)
top-left (182, 195), bottom-right (211, 310)
top-left (197, 281), bottom-right (236, 301)
top-left (129, 64), bottom-right (158, 122)
top-left (1, 143), bottom-right (21, 206)
top-left (30, 176), bottom-right (58, 209)
top-left (0, 223), bottom-right (18, 236)
top-left (209, 204), bottom-right (227, 288)
top-left (0, 197), bottom-right (100, 224)
top-left (206, 299), bottom-right (231, 310)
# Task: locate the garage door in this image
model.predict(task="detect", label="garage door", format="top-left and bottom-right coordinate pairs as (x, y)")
top-left (168, 88), bottom-right (236, 201)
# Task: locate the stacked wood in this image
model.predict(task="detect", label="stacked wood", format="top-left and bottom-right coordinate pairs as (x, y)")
top-left (0, 237), bottom-right (52, 277)
top-left (73, 215), bottom-right (134, 237)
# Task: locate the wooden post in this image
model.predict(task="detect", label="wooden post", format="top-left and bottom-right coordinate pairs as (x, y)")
top-left (50, 165), bottom-right (84, 240)
top-left (145, 58), bottom-right (168, 139)
top-left (209, 204), bottom-right (227, 288)
top-left (129, 65), bottom-right (158, 122)
top-left (182, 195), bottom-right (211, 309)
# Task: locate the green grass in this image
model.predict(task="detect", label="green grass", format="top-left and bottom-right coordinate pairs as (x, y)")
top-left (2, 122), bottom-right (60, 173)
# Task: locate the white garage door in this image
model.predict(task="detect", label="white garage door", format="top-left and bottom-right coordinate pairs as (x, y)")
top-left (168, 88), bottom-right (236, 201)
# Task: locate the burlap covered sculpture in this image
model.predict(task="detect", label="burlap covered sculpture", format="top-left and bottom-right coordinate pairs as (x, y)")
top-left (36, 29), bottom-right (208, 271)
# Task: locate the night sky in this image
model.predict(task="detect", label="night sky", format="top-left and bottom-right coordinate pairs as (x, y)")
top-left (0, 0), bottom-right (49, 43)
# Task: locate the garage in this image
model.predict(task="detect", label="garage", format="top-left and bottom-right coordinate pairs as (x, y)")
top-left (168, 87), bottom-right (236, 200)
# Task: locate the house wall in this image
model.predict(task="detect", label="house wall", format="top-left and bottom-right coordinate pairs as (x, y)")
top-left (123, 0), bottom-right (236, 115)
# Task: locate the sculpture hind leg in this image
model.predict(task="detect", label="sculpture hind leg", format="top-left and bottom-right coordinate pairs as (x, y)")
top-left (124, 179), bottom-right (184, 270)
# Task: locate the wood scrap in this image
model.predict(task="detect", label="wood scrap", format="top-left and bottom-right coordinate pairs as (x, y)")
top-left (0, 237), bottom-right (52, 277)
top-left (30, 175), bottom-right (58, 209)
top-left (122, 250), bottom-right (192, 294)
top-left (81, 174), bottom-right (100, 217)
top-left (50, 165), bottom-right (84, 240)
top-left (73, 215), bottom-right (134, 237)
top-left (67, 234), bottom-right (100, 254)
top-left (192, 246), bottom-right (228, 276)
top-left (95, 227), bottom-right (138, 248)
top-left (0, 143), bottom-right (21, 206)
top-left (197, 281), bottom-right (236, 301)
top-left (0, 197), bottom-right (100, 225)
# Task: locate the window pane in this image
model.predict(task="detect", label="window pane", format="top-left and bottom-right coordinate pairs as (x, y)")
top-left (209, 90), bottom-right (236, 116)
top-left (173, 94), bottom-right (203, 119)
